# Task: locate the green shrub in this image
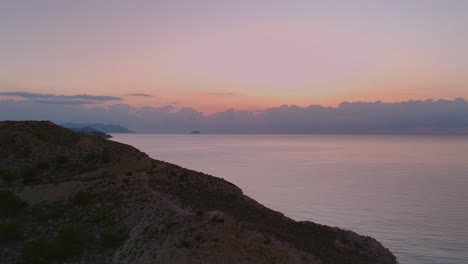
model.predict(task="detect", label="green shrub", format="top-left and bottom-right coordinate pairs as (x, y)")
top-left (0, 190), bottom-right (28, 216)
top-left (101, 150), bottom-right (111, 163)
top-left (18, 238), bottom-right (53, 264)
top-left (32, 132), bottom-right (49, 141)
top-left (179, 240), bottom-right (191, 248)
top-left (36, 161), bottom-right (51, 170)
top-left (45, 201), bottom-right (65, 219)
top-left (21, 167), bottom-right (41, 184)
top-left (54, 225), bottom-right (85, 258)
top-left (72, 191), bottom-right (91, 206)
top-left (21, 148), bottom-right (31, 158)
top-left (0, 169), bottom-right (15, 184)
top-left (100, 228), bottom-right (127, 248)
top-left (55, 155), bottom-right (69, 166)
top-left (93, 213), bottom-right (114, 225)
top-left (30, 206), bottom-right (46, 220)
top-left (0, 221), bottom-right (23, 243)
top-left (196, 209), bottom-right (204, 216)
top-left (82, 152), bottom-right (97, 163)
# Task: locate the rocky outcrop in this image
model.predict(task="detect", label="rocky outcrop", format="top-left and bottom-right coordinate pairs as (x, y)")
top-left (0, 121), bottom-right (397, 264)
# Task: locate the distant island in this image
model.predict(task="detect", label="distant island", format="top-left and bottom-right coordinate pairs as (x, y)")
top-left (190, 131), bottom-right (201, 134)
top-left (0, 121), bottom-right (397, 264)
top-left (61, 123), bottom-right (134, 133)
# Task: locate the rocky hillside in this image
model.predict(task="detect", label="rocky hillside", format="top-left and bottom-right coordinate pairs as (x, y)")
top-left (0, 121), bottom-right (397, 264)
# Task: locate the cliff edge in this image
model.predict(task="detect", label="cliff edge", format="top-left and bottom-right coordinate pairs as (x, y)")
top-left (0, 121), bottom-right (397, 264)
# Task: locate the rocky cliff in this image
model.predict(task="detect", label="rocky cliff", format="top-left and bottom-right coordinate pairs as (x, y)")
top-left (0, 121), bottom-right (397, 264)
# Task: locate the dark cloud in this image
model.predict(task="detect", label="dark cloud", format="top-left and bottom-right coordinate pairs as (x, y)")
top-left (127, 93), bottom-right (153, 97)
top-left (1, 98), bottom-right (468, 134)
top-left (32, 99), bottom-right (99, 105)
top-left (66, 94), bottom-right (121, 101)
top-left (0, 91), bottom-right (121, 101)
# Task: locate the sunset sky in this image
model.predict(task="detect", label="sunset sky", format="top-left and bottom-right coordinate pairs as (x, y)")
top-left (1, 0), bottom-right (468, 113)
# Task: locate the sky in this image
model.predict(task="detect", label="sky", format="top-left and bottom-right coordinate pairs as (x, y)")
top-left (1, 0), bottom-right (468, 114)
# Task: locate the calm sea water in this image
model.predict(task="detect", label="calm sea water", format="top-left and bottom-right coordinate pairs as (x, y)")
top-left (112, 134), bottom-right (468, 264)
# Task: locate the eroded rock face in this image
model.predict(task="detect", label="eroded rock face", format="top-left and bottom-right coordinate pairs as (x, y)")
top-left (0, 121), bottom-right (397, 264)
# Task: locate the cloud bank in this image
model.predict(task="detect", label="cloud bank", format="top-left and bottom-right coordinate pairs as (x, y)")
top-left (126, 93), bottom-right (153, 97)
top-left (1, 97), bottom-right (468, 134)
top-left (0, 92), bottom-right (121, 105)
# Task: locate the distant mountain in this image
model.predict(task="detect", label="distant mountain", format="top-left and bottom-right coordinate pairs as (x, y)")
top-left (61, 123), bottom-right (134, 133)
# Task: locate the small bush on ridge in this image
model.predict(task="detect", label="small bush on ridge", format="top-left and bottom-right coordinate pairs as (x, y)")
top-left (0, 221), bottom-right (23, 243)
top-left (0, 190), bottom-right (28, 216)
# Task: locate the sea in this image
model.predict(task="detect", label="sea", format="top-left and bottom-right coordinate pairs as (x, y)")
top-left (112, 134), bottom-right (468, 264)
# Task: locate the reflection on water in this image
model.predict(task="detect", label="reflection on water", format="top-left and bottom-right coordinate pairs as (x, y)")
top-left (113, 134), bottom-right (468, 264)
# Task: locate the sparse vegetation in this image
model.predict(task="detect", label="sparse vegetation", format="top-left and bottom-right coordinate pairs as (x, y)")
top-left (164, 220), bottom-right (178, 229)
top-left (36, 161), bottom-right (51, 170)
top-left (93, 213), bottom-right (114, 225)
top-left (18, 238), bottom-right (53, 264)
top-left (44, 201), bottom-right (66, 219)
top-left (73, 191), bottom-right (91, 205)
top-left (17, 225), bottom-right (87, 262)
top-left (54, 225), bottom-right (85, 258)
top-left (0, 169), bottom-right (15, 184)
top-left (55, 155), bottom-right (69, 166)
top-left (101, 150), bottom-right (111, 163)
top-left (0, 190), bottom-right (28, 216)
top-left (32, 131), bottom-right (49, 141)
top-left (211, 215), bottom-right (224, 224)
top-left (0, 221), bottom-right (23, 243)
top-left (179, 240), bottom-right (191, 248)
top-left (21, 148), bottom-right (31, 158)
top-left (100, 228), bottom-right (127, 248)
top-left (82, 152), bottom-right (97, 163)
top-left (21, 166), bottom-right (41, 184)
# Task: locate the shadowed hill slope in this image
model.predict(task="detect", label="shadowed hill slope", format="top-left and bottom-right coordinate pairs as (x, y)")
top-left (0, 121), bottom-right (397, 264)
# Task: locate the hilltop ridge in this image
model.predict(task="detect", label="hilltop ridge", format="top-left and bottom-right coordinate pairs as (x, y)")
top-left (61, 123), bottom-right (134, 133)
top-left (0, 121), bottom-right (397, 264)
